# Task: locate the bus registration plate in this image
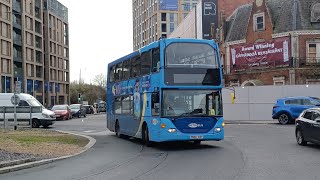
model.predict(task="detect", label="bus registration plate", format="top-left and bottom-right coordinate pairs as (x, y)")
top-left (190, 136), bottom-right (203, 139)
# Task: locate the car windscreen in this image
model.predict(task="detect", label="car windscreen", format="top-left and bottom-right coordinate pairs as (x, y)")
top-left (311, 97), bottom-right (320, 103)
top-left (28, 99), bottom-right (45, 109)
top-left (69, 104), bottom-right (80, 109)
top-left (52, 105), bottom-right (67, 110)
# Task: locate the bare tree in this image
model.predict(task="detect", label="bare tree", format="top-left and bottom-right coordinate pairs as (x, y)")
top-left (93, 73), bottom-right (106, 87)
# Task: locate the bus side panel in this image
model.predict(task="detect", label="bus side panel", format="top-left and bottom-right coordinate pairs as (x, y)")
top-left (106, 84), bottom-right (115, 132)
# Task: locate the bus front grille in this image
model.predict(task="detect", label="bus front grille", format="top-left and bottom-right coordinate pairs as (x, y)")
top-left (172, 117), bottom-right (217, 134)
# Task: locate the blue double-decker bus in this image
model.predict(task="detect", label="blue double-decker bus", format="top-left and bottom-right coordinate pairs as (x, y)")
top-left (106, 38), bottom-right (224, 145)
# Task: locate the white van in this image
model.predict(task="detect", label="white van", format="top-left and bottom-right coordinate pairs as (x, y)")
top-left (0, 93), bottom-right (56, 128)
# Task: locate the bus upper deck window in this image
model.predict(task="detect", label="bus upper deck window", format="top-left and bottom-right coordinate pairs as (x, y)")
top-left (110, 66), bottom-right (115, 82)
top-left (152, 48), bottom-right (160, 73)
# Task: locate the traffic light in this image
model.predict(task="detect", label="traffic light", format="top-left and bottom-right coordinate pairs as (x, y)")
top-left (78, 93), bottom-right (81, 102)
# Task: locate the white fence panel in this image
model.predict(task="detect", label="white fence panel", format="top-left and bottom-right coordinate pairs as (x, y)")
top-left (223, 85), bottom-right (320, 121)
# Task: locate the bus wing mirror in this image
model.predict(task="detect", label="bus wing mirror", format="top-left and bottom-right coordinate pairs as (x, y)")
top-left (152, 92), bottom-right (159, 103)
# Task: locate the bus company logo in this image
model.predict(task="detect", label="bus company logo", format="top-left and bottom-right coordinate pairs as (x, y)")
top-left (151, 119), bottom-right (159, 125)
top-left (188, 123), bottom-right (204, 128)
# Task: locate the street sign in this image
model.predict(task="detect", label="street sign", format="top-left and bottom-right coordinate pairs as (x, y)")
top-left (15, 81), bottom-right (21, 94)
top-left (11, 95), bottom-right (20, 105)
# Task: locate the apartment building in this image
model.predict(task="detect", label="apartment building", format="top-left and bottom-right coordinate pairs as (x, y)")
top-left (132, 0), bottom-right (198, 50)
top-left (0, 0), bottom-right (13, 95)
top-left (43, 0), bottom-right (69, 107)
top-left (0, 0), bottom-right (69, 107)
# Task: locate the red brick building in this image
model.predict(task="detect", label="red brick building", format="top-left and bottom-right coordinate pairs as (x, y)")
top-left (222, 0), bottom-right (320, 86)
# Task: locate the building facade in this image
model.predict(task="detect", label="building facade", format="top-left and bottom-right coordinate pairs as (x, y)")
top-left (224, 0), bottom-right (320, 86)
top-left (0, 0), bottom-right (69, 107)
top-left (43, 0), bottom-right (69, 107)
top-left (169, 0), bottom-right (252, 39)
top-left (132, 0), bottom-right (199, 50)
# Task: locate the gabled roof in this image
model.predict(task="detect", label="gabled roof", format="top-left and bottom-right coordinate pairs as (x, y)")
top-left (225, 4), bottom-right (253, 42)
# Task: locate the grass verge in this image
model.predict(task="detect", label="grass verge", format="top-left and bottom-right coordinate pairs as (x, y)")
top-left (0, 128), bottom-right (89, 157)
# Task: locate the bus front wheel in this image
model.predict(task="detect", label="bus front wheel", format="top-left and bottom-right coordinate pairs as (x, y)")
top-left (194, 140), bottom-right (201, 145)
top-left (115, 121), bottom-right (122, 138)
top-left (142, 125), bottom-right (152, 147)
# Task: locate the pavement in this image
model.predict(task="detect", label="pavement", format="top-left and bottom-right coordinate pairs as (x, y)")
top-left (0, 130), bottom-right (96, 175)
top-left (225, 120), bottom-right (279, 124)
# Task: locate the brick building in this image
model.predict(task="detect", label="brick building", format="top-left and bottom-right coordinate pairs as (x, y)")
top-left (223, 0), bottom-right (320, 86)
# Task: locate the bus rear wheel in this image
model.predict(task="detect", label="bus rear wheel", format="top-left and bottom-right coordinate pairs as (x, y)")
top-left (115, 121), bottom-right (122, 138)
top-left (142, 125), bottom-right (152, 147)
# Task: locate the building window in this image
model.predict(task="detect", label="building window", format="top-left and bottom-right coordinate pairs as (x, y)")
top-left (161, 23), bottom-right (167, 32)
top-left (1, 40), bottom-right (10, 56)
top-left (254, 13), bottom-right (265, 31)
top-left (170, 23), bottom-right (174, 32)
top-left (183, 3), bottom-right (190, 11)
top-left (229, 80), bottom-right (240, 87)
top-left (311, 3), bottom-right (320, 22)
top-left (1, 58), bottom-right (11, 74)
top-left (36, 66), bottom-right (42, 78)
top-left (0, 22), bottom-right (11, 38)
top-left (35, 21), bottom-right (41, 34)
top-left (273, 76), bottom-right (285, 85)
top-left (307, 42), bottom-right (320, 64)
top-left (35, 36), bottom-right (42, 48)
top-left (161, 13), bottom-right (166, 21)
top-left (169, 13), bottom-right (174, 22)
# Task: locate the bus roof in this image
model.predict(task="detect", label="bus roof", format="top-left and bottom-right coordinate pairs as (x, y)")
top-left (107, 38), bottom-right (218, 68)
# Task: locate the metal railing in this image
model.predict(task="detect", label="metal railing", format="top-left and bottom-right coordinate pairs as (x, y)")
top-left (0, 106), bottom-right (42, 129)
top-left (298, 58), bottom-right (320, 66)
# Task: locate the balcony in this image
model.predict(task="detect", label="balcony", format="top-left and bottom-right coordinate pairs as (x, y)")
top-left (13, 35), bottom-right (22, 46)
top-left (13, 55), bottom-right (22, 63)
top-left (12, 15), bottom-right (22, 29)
top-left (299, 58), bottom-right (320, 67)
top-left (13, 4), bottom-right (21, 13)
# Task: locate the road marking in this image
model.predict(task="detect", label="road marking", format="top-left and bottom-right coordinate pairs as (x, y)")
top-left (83, 130), bottom-right (93, 133)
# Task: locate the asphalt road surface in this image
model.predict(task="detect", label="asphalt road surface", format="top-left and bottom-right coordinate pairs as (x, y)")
top-left (1, 114), bottom-right (320, 180)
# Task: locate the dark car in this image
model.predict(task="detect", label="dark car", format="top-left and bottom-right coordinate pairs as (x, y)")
top-left (69, 104), bottom-right (86, 118)
top-left (295, 108), bottom-right (320, 146)
top-left (51, 104), bottom-right (72, 120)
top-left (84, 105), bottom-right (94, 114)
top-left (272, 96), bottom-right (320, 124)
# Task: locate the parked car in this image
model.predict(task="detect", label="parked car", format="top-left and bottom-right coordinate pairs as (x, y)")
top-left (93, 101), bottom-right (106, 113)
top-left (295, 108), bottom-right (320, 146)
top-left (69, 104), bottom-right (86, 118)
top-left (83, 105), bottom-right (94, 114)
top-left (272, 96), bottom-right (320, 124)
top-left (51, 104), bottom-right (72, 120)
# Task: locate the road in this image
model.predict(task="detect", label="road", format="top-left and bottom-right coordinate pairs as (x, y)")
top-left (1, 114), bottom-right (320, 180)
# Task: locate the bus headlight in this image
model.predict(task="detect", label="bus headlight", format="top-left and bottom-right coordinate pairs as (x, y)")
top-left (214, 128), bottom-right (221, 133)
top-left (168, 128), bottom-right (176, 133)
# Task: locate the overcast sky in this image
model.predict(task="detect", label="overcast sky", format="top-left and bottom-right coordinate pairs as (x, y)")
top-left (58, 0), bottom-right (133, 83)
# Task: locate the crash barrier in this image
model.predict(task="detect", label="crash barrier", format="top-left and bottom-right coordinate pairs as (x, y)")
top-left (0, 106), bottom-right (42, 129)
